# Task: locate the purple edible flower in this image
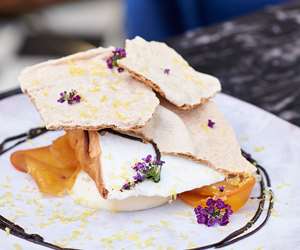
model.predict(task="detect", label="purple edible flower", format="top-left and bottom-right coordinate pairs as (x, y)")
top-left (218, 185), bottom-right (225, 192)
top-left (164, 68), bottom-right (170, 75)
top-left (57, 89), bottom-right (81, 105)
top-left (133, 162), bottom-right (146, 171)
top-left (117, 67), bottom-right (124, 73)
top-left (208, 119), bottom-right (215, 128)
top-left (143, 154), bottom-right (152, 163)
top-left (106, 57), bottom-right (113, 69)
top-left (120, 154), bottom-right (165, 191)
top-left (194, 198), bottom-right (233, 227)
top-left (122, 182), bottom-right (131, 190)
top-left (106, 48), bottom-right (126, 72)
top-left (133, 172), bottom-right (144, 183)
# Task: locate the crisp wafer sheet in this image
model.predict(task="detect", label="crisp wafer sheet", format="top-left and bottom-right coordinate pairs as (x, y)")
top-left (119, 37), bottom-right (221, 109)
top-left (19, 47), bottom-right (159, 130)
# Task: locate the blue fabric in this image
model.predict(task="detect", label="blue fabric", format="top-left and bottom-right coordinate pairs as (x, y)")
top-left (125, 0), bottom-right (288, 41)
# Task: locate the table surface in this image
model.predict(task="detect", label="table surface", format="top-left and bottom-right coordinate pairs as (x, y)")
top-left (168, 1), bottom-right (300, 127)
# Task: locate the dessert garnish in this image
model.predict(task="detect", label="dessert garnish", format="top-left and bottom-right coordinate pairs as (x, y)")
top-left (218, 185), bottom-right (225, 192)
top-left (121, 154), bottom-right (165, 191)
top-left (106, 48), bottom-right (126, 72)
top-left (57, 89), bottom-right (81, 105)
top-left (208, 119), bottom-right (215, 128)
top-left (194, 198), bottom-right (233, 227)
top-left (163, 68), bottom-right (170, 75)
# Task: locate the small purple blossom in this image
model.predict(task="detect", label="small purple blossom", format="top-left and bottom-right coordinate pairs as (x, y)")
top-left (163, 68), bottom-right (170, 75)
top-left (106, 48), bottom-right (126, 73)
top-left (117, 67), bottom-right (124, 73)
top-left (57, 89), bottom-right (81, 105)
top-left (120, 154), bottom-right (165, 191)
top-left (133, 172), bottom-right (144, 183)
top-left (218, 185), bottom-right (225, 192)
top-left (143, 154), bottom-right (152, 163)
top-left (194, 198), bottom-right (233, 227)
top-left (208, 119), bottom-right (215, 128)
top-left (122, 182), bottom-right (131, 190)
top-left (133, 162), bottom-right (146, 171)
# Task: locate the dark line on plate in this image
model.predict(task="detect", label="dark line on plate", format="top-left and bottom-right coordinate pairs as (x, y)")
top-left (0, 127), bottom-right (273, 250)
top-left (188, 152), bottom-right (273, 250)
top-left (0, 88), bottom-right (22, 101)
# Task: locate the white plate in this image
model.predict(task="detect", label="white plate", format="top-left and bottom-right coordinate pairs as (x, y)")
top-left (0, 93), bottom-right (299, 250)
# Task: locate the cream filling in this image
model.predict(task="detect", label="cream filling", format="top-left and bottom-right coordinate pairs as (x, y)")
top-left (71, 132), bottom-right (224, 211)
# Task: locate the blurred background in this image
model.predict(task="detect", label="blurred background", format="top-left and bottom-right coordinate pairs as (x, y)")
top-left (1, 0), bottom-right (299, 125)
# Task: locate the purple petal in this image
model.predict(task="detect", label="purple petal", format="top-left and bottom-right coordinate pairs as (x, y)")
top-left (206, 198), bottom-right (215, 207)
top-left (207, 217), bottom-right (217, 227)
top-left (163, 68), bottom-right (170, 75)
top-left (144, 154), bottom-right (152, 163)
top-left (216, 199), bottom-right (226, 209)
top-left (117, 67), bottom-right (124, 73)
top-left (208, 119), bottom-right (215, 128)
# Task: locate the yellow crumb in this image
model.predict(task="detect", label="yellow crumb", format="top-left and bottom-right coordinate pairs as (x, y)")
top-left (112, 99), bottom-right (122, 108)
top-left (127, 232), bottom-right (140, 241)
top-left (100, 95), bottom-right (108, 103)
top-left (254, 146), bottom-right (265, 153)
top-left (5, 227), bottom-right (10, 235)
top-left (90, 66), bottom-right (108, 77)
top-left (89, 85), bottom-right (101, 92)
top-left (276, 183), bottom-right (290, 190)
top-left (69, 65), bottom-right (85, 76)
top-left (115, 111), bottom-right (127, 121)
top-left (200, 123), bottom-right (211, 133)
top-left (13, 243), bottom-right (22, 250)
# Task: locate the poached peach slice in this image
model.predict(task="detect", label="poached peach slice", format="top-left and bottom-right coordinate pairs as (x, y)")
top-left (179, 175), bottom-right (256, 212)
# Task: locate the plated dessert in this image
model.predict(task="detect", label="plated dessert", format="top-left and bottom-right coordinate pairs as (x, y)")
top-left (0, 37), bottom-right (273, 249)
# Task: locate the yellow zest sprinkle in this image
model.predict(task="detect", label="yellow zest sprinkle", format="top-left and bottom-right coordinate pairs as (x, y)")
top-left (70, 230), bottom-right (81, 240)
top-left (5, 227), bottom-right (10, 235)
top-left (133, 219), bottom-right (143, 224)
top-left (200, 123), bottom-right (211, 133)
top-left (89, 85), bottom-right (101, 92)
top-left (30, 79), bottom-right (40, 86)
top-left (43, 90), bottom-right (48, 96)
top-left (144, 237), bottom-right (155, 247)
top-left (160, 220), bottom-right (171, 228)
top-left (112, 100), bottom-right (122, 109)
top-left (254, 146), bottom-right (265, 153)
top-left (110, 84), bottom-right (118, 91)
top-left (123, 100), bottom-right (131, 109)
top-left (167, 247), bottom-right (175, 250)
top-left (115, 111), bottom-right (127, 121)
top-left (100, 95), bottom-right (108, 103)
top-left (111, 184), bottom-right (120, 190)
top-left (173, 57), bottom-right (188, 67)
top-left (185, 74), bottom-right (203, 86)
top-left (80, 111), bottom-right (92, 119)
top-left (69, 65), bottom-right (85, 76)
top-left (105, 153), bottom-right (112, 160)
top-left (14, 243), bottom-right (22, 250)
top-left (127, 233), bottom-right (140, 241)
top-left (271, 208), bottom-right (279, 217)
top-left (187, 242), bottom-right (198, 248)
top-left (276, 183), bottom-right (290, 190)
top-left (88, 105), bottom-right (98, 114)
top-left (174, 210), bottom-right (193, 218)
top-left (90, 66), bottom-right (108, 77)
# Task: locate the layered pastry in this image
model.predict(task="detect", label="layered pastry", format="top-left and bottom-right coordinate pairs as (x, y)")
top-left (10, 37), bottom-right (256, 227)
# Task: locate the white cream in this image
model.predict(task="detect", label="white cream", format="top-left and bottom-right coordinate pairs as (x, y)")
top-left (71, 132), bottom-right (224, 211)
top-left (71, 171), bottom-right (169, 211)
